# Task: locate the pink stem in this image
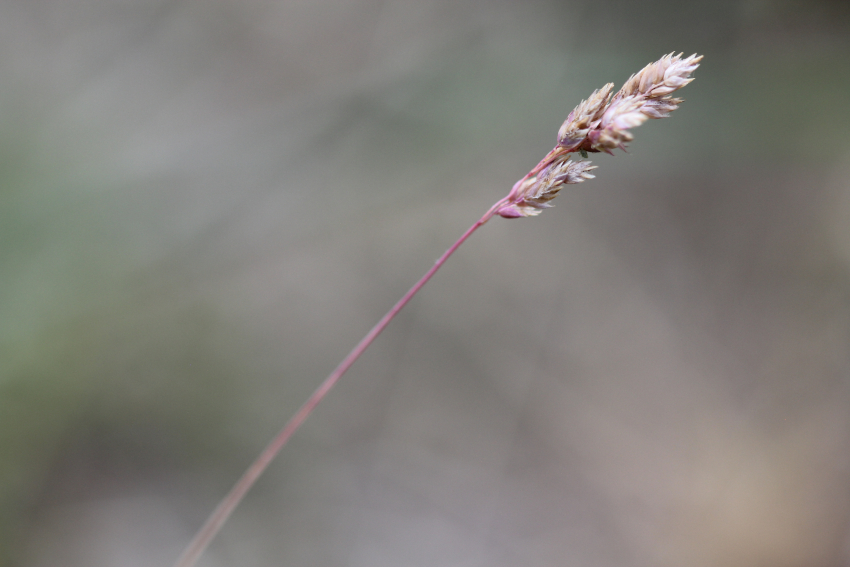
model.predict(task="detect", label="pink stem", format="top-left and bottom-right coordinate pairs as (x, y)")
top-left (173, 199), bottom-right (506, 567)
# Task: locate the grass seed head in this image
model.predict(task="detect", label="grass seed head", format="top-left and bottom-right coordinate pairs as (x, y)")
top-left (497, 52), bottom-right (701, 219)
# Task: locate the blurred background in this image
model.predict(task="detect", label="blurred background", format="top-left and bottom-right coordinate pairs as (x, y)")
top-left (2, 0), bottom-right (850, 565)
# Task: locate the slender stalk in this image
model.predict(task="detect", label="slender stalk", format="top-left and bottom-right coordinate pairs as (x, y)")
top-left (173, 199), bottom-right (507, 567)
top-left (173, 51), bottom-right (702, 567)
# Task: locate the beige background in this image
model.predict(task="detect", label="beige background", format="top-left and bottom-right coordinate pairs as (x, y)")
top-left (2, 1), bottom-right (850, 566)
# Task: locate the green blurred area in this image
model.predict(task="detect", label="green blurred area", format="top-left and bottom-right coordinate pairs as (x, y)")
top-left (2, 1), bottom-right (850, 566)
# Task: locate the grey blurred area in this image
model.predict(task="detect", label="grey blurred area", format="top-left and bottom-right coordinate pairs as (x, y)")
top-left (2, 0), bottom-right (850, 565)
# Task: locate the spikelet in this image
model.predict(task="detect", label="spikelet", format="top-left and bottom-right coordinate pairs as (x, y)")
top-left (557, 83), bottom-right (613, 150)
top-left (496, 52), bottom-right (701, 219)
top-left (619, 52), bottom-right (702, 99)
top-left (588, 52), bottom-right (703, 153)
top-left (496, 158), bottom-right (597, 218)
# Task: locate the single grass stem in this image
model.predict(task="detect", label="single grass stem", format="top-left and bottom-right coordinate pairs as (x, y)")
top-left (173, 51), bottom-right (701, 566)
top-left (172, 199), bottom-right (506, 567)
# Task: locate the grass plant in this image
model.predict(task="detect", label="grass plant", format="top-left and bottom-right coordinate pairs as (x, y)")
top-left (174, 52), bottom-right (703, 567)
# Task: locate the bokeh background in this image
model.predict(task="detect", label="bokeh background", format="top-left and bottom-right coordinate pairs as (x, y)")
top-left (3, 0), bottom-right (850, 565)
